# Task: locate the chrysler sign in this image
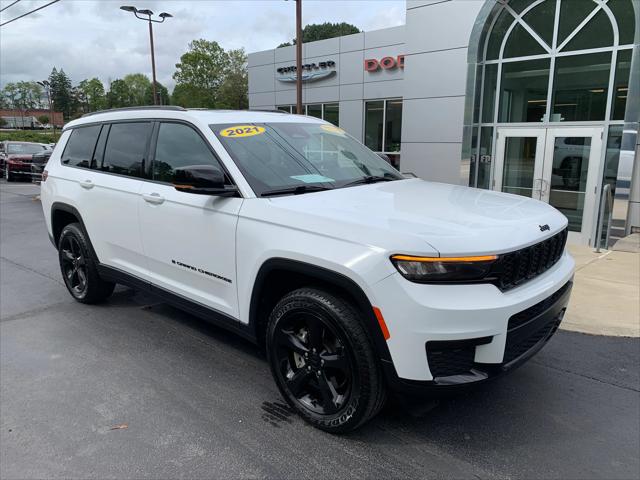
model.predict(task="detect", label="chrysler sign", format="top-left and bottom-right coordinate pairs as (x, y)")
top-left (276, 60), bottom-right (336, 83)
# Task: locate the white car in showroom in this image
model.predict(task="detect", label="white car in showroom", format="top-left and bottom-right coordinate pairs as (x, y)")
top-left (40, 107), bottom-right (574, 432)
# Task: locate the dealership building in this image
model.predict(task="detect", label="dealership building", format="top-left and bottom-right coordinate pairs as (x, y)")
top-left (248, 0), bottom-right (639, 247)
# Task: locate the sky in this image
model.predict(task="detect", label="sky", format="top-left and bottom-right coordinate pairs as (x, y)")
top-left (0, 0), bottom-right (406, 91)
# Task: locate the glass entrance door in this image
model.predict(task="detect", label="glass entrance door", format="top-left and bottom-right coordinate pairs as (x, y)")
top-left (494, 127), bottom-right (603, 245)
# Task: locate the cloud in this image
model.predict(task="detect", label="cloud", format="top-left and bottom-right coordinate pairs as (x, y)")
top-left (0, 0), bottom-right (405, 91)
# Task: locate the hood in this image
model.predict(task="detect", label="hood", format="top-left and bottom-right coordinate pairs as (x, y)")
top-left (6, 154), bottom-right (34, 162)
top-left (261, 179), bottom-right (568, 256)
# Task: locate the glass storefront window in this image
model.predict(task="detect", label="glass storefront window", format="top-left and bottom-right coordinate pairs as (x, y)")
top-left (522, 0), bottom-right (555, 47)
top-left (307, 104), bottom-right (322, 119)
top-left (612, 49), bottom-right (631, 120)
top-left (276, 103), bottom-right (339, 124)
top-left (498, 58), bottom-right (550, 123)
top-left (486, 9), bottom-right (512, 60)
top-left (385, 100), bottom-right (403, 153)
top-left (557, 0), bottom-right (598, 46)
top-left (563, 9), bottom-right (613, 52)
top-left (608, 0), bottom-right (637, 45)
top-left (477, 127), bottom-right (493, 189)
top-left (482, 64), bottom-right (498, 123)
top-left (323, 103), bottom-right (339, 126)
top-left (364, 99), bottom-right (403, 169)
top-left (468, 127), bottom-right (479, 187)
top-left (364, 101), bottom-right (384, 152)
top-left (551, 52), bottom-right (611, 121)
top-left (504, 23), bottom-right (546, 58)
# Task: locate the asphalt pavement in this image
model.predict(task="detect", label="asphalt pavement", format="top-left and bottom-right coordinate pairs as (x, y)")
top-left (1, 180), bottom-right (639, 479)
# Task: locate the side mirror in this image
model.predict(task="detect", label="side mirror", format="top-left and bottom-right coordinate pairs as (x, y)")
top-left (377, 153), bottom-right (391, 163)
top-left (173, 165), bottom-right (238, 196)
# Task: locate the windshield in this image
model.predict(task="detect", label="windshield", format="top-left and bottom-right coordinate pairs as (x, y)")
top-left (7, 143), bottom-right (46, 154)
top-left (212, 122), bottom-right (403, 196)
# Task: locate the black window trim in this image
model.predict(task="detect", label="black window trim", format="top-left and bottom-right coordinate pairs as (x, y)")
top-left (100, 120), bottom-right (154, 179)
top-left (149, 119), bottom-right (241, 193)
top-left (60, 124), bottom-right (103, 169)
top-left (59, 118), bottom-right (241, 194)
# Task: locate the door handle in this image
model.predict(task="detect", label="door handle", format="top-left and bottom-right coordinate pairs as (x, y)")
top-left (79, 179), bottom-right (94, 189)
top-left (142, 192), bottom-right (165, 205)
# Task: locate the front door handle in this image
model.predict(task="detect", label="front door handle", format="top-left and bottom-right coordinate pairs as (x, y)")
top-left (79, 179), bottom-right (94, 189)
top-left (142, 192), bottom-right (165, 205)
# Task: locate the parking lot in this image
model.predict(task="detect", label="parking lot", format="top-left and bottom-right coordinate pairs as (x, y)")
top-left (1, 179), bottom-right (639, 479)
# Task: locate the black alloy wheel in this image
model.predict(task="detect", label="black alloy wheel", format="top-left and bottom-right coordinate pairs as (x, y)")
top-left (60, 235), bottom-right (89, 298)
top-left (267, 288), bottom-right (386, 433)
top-left (57, 223), bottom-right (115, 304)
top-left (273, 309), bottom-right (353, 415)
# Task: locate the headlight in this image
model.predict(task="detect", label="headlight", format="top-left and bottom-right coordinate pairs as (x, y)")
top-left (390, 254), bottom-right (498, 283)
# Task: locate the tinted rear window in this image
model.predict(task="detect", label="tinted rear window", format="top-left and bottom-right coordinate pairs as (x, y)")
top-left (101, 122), bottom-right (152, 177)
top-left (62, 126), bottom-right (101, 168)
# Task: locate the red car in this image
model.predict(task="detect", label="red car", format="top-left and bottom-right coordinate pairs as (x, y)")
top-left (0, 141), bottom-right (51, 182)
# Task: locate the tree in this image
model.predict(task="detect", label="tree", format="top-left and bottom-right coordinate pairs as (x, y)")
top-left (0, 82), bottom-right (44, 110)
top-left (49, 68), bottom-right (73, 120)
top-left (216, 48), bottom-right (248, 110)
top-left (38, 115), bottom-right (49, 124)
top-left (77, 78), bottom-right (106, 112)
top-left (170, 83), bottom-right (211, 108)
top-left (277, 22), bottom-right (360, 47)
top-left (107, 79), bottom-right (131, 108)
top-left (173, 39), bottom-right (228, 108)
top-left (123, 73), bottom-right (152, 106)
top-left (144, 81), bottom-right (170, 106)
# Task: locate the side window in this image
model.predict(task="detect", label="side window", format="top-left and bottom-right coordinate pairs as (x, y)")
top-left (61, 125), bottom-right (101, 168)
top-left (102, 122), bottom-right (152, 177)
top-left (153, 122), bottom-right (226, 183)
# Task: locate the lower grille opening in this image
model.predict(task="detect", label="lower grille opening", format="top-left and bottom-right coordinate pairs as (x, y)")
top-left (426, 337), bottom-right (491, 378)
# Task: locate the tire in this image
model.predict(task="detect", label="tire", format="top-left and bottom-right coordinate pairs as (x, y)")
top-left (58, 223), bottom-right (115, 304)
top-left (6, 168), bottom-right (14, 182)
top-left (266, 287), bottom-right (386, 433)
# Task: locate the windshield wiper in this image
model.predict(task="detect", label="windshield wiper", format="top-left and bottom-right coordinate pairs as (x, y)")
top-left (342, 175), bottom-right (396, 188)
top-left (260, 185), bottom-right (333, 197)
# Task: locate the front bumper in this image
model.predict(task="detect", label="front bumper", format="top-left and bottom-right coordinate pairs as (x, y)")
top-left (371, 250), bottom-right (575, 390)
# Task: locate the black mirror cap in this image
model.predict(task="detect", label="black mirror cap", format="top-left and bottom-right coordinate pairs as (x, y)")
top-left (173, 165), bottom-right (238, 196)
top-left (174, 164), bottom-right (225, 188)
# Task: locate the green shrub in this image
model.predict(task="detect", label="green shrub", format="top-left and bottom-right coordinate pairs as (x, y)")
top-left (0, 131), bottom-right (60, 144)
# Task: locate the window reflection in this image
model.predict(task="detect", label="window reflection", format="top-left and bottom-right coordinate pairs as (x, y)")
top-left (499, 59), bottom-right (550, 123)
top-left (552, 53), bottom-right (610, 121)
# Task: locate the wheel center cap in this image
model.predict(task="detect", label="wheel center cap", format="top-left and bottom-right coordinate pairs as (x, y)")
top-left (308, 353), bottom-right (321, 370)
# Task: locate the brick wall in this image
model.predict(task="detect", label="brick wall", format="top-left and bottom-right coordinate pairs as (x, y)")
top-left (0, 109), bottom-right (65, 127)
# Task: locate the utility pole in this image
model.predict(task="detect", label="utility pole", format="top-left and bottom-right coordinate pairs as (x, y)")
top-left (295, 0), bottom-right (303, 115)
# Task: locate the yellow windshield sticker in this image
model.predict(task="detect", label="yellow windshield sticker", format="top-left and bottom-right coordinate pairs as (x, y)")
top-left (320, 124), bottom-right (346, 135)
top-left (220, 125), bottom-right (265, 138)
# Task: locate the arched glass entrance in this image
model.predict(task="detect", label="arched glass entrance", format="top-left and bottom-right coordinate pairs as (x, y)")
top-left (465, 0), bottom-right (638, 245)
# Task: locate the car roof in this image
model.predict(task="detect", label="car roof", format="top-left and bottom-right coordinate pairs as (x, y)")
top-left (64, 108), bottom-right (327, 130)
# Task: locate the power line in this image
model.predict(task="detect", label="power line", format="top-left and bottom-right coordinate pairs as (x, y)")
top-left (0, 0), bottom-right (21, 13)
top-left (0, 0), bottom-right (60, 27)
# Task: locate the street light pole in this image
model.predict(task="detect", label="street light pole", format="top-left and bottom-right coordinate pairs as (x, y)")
top-left (120, 6), bottom-right (172, 106)
top-left (147, 18), bottom-right (158, 105)
top-left (295, 0), bottom-right (302, 115)
top-left (37, 80), bottom-right (55, 141)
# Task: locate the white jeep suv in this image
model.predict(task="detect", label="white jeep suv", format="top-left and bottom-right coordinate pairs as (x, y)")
top-left (40, 107), bottom-right (574, 432)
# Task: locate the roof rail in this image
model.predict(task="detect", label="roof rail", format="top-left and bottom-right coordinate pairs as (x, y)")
top-left (82, 105), bottom-right (187, 118)
top-left (249, 108), bottom-right (289, 114)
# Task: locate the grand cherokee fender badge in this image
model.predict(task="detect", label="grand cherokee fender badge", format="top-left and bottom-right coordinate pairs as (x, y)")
top-left (171, 260), bottom-right (232, 283)
top-left (539, 224), bottom-right (550, 232)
